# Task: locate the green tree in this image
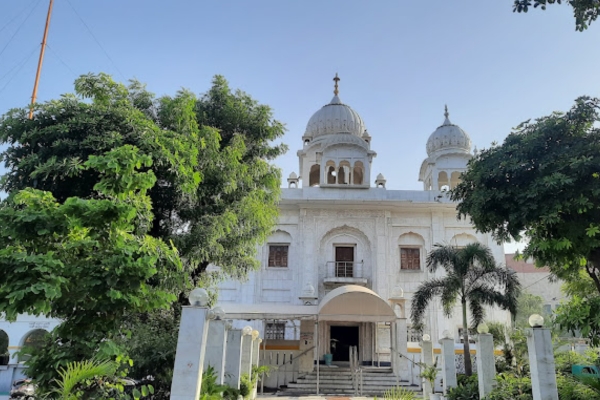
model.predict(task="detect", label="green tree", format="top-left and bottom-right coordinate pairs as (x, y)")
top-left (0, 73), bottom-right (286, 283)
top-left (451, 97), bottom-right (600, 311)
top-left (410, 243), bottom-right (521, 376)
top-left (513, 0), bottom-right (600, 31)
top-left (0, 145), bottom-right (183, 390)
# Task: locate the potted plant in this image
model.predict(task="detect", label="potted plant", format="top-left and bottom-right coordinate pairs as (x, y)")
top-left (419, 361), bottom-right (440, 400)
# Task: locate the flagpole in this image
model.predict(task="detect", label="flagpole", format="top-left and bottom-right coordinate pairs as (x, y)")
top-left (29, 0), bottom-right (54, 119)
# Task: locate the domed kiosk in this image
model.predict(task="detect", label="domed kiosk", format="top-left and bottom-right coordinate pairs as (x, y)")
top-left (297, 74), bottom-right (376, 188)
top-left (419, 106), bottom-right (473, 191)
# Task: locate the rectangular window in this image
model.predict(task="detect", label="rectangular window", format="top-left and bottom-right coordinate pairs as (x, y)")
top-left (268, 245), bottom-right (288, 267)
top-left (265, 323), bottom-right (286, 340)
top-left (400, 248), bottom-right (421, 270)
top-left (335, 246), bottom-right (354, 277)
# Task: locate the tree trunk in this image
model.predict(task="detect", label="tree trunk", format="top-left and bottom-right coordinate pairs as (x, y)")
top-left (462, 299), bottom-right (473, 376)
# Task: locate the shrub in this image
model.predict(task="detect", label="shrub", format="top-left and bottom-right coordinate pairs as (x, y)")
top-left (447, 375), bottom-right (479, 400)
top-left (485, 373), bottom-right (532, 400)
top-left (556, 373), bottom-right (600, 400)
top-left (382, 386), bottom-right (416, 400)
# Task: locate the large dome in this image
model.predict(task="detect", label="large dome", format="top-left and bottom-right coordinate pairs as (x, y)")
top-left (426, 106), bottom-right (472, 156)
top-left (305, 95), bottom-right (366, 139)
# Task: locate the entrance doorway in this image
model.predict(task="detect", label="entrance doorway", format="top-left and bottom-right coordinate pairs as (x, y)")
top-left (330, 326), bottom-right (359, 361)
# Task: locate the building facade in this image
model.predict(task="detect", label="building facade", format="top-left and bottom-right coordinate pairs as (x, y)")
top-left (216, 78), bottom-right (511, 383)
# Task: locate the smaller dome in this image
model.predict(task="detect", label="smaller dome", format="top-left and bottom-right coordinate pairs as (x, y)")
top-left (289, 172), bottom-right (298, 179)
top-left (426, 106), bottom-right (472, 156)
top-left (376, 173), bottom-right (385, 180)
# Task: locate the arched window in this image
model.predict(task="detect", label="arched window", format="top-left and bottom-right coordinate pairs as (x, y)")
top-left (438, 171), bottom-right (449, 190)
top-left (309, 164), bottom-right (320, 187)
top-left (450, 171), bottom-right (462, 188)
top-left (19, 329), bottom-right (49, 362)
top-left (326, 162), bottom-right (336, 184)
top-left (353, 161), bottom-right (364, 185)
top-left (0, 330), bottom-right (8, 365)
top-left (338, 161), bottom-right (351, 185)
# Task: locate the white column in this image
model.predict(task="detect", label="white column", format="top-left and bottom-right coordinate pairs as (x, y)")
top-left (527, 328), bottom-right (559, 400)
top-left (224, 329), bottom-right (243, 388)
top-left (170, 306), bottom-right (210, 400)
top-left (421, 338), bottom-right (433, 398)
top-left (439, 338), bottom-right (457, 394)
top-left (476, 333), bottom-right (496, 399)
top-left (203, 320), bottom-right (227, 384)
top-left (253, 338), bottom-right (262, 367)
top-left (395, 318), bottom-right (408, 379)
top-left (241, 333), bottom-right (254, 376)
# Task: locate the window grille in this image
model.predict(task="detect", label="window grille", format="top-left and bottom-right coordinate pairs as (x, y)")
top-left (400, 248), bottom-right (421, 270)
top-left (265, 323), bottom-right (286, 340)
top-left (268, 245), bottom-right (288, 267)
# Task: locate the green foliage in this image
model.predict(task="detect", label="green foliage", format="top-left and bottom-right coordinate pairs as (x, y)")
top-left (515, 292), bottom-right (544, 329)
top-left (556, 373), bottom-right (600, 400)
top-left (555, 350), bottom-right (600, 374)
top-left (239, 366), bottom-right (271, 399)
top-left (512, 0), bottom-right (600, 31)
top-left (452, 96), bottom-right (600, 341)
top-left (556, 272), bottom-right (600, 344)
top-left (485, 372), bottom-right (532, 400)
top-left (410, 243), bottom-right (521, 375)
top-left (199, 365), bottom-right (227, 400)
top-left (382, 386), bottom-right (417, 400)
top-left (49, 358), bottom-right (154, 400)
top-left (447, 374), bottom-right (479, 400)
top-left (0, 145), bottom-right (183, 390)
top-left (418, 361), bottom-right (439, 389)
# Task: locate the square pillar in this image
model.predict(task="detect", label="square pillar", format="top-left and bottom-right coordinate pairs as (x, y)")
top-left (299, 319), bottom-right (315, 373)
top-left (476, 333), bottom-right (496, 399)
top-left (241, 332), bottom-right (254, 376)
top-left (394, 318), bottom-right (408, 379)
top-left (253, 338), bottom-right (262, 367)
top-left (203, 319), bottom-right (227, 384)
top-left (439, 338), bottom-right (457, 393)
top-left (170, 306), bottom-right (210, 400)
top-left (527, 328), bottom-right (559, 400)
top-left (224, 329), bottom-right (243, 389)
top-left (421, 338), bottom-right (434, 398)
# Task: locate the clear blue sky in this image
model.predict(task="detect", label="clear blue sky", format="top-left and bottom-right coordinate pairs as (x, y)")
top-left (1, 0), bottom-right (599, 201)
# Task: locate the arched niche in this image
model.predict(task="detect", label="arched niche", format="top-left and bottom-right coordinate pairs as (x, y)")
top-left (450, 171), bottom-right (462, 188)
top-left (450, 233), bottom-right (478, 247)
top-left (309, 164), bottom-right (320, 187)
top-left (338, 161), bottom-right (351, 185)
top-left (353, 161), bottom-right (364, 185)
top-left (269, 229), bottom-right (292, 243)
top-left (19, 329), bottom-right (49, 362)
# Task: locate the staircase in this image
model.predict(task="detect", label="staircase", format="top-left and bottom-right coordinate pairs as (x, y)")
top-left (277, 366), bottom-right (418, 396)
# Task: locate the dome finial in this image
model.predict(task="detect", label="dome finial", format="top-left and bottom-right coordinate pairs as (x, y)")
top-left (444, 104), bottom-right (449, 119)
top-left (333, 73), bottom-right (340, 96)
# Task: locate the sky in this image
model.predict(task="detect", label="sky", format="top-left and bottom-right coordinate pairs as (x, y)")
top-left (1, 1), bottom-right (599, 251)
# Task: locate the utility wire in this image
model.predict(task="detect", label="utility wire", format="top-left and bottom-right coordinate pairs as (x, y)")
top-left (522, 274), bottom-right (551, 290)
top-left (0, 0), bottom-right (42, 60)
top-left (0, 0), bottom-right (38, 35)
top-left (0, 46), bottom-right (38, 96)
top-left (46, 43), bottom-right (77, 78)
top-left (64, 0), bottom-right (126, 80)
top-left (0, 46), bottom-right (39, 83)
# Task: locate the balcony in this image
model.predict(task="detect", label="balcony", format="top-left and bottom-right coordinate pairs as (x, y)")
top-left (323, 261), bottom-right (368, 287)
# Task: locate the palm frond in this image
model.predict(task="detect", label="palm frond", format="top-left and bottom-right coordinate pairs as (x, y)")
top-left (52, 359), bottom-right (117, 400)
top-left (426, 243), bottom-right (461, 275)
top-left (410, 278), bottom-right (448, 327)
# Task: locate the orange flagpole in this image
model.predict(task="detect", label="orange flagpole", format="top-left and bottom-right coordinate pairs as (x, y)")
top-left (29, 0), bottom-right (54, 120)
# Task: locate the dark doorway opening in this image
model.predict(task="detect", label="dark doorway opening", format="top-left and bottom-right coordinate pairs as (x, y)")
top-left (330, 326), bottom-right (359, 361)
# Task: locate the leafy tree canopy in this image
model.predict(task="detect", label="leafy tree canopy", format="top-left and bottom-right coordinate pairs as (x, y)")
top-left (513, 0), bottom-right (600, 31)
top-left (452, 97), bottom-right (600, 294)
top-left (0, 145), bottom-right (184, 388)
top-left (0, 73), bottom-right (286, 283)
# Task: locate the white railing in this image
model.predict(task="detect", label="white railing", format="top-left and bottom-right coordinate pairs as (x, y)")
top-left (326, 261), bottom-right (364, 278)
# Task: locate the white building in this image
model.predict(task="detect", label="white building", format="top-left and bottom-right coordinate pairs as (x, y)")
top-left (216, 77), bottom-right (511, 384)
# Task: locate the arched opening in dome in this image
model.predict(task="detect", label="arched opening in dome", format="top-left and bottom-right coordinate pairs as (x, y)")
top-left (309, 164), bottom-right (321, 187)
top-left (353, 161), bottom-right (364, 185)
top-left (326, 162), bottom-right (336, 184)
top-left (450, 171), bottom-right (462, 189)
top-left (437, 171), bottom-right (449, 191)
top-left (338, 161), bottom-right (351, 185)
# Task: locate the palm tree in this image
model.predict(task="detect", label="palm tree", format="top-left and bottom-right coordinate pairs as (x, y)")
top-left (410, 242), bottom-right (521, 376)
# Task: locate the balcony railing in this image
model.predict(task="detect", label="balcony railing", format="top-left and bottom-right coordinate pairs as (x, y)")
top-left (325, 261), bottom-right (364, 279)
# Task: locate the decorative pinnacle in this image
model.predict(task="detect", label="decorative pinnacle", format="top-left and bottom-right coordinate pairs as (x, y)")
top-left (333, 73), bottom-right (340, 96)
top-left (444, 104), bottom-right (449, 119)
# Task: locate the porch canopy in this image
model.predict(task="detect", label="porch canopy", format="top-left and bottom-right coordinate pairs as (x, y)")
top-left (317, 284), bottom-right (397, 322)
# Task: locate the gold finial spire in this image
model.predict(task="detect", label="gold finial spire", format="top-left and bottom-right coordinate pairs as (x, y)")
top-left (333, 73), bottom-right (340, 96)
top-left (444, 104), bottom-right (449, 119)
